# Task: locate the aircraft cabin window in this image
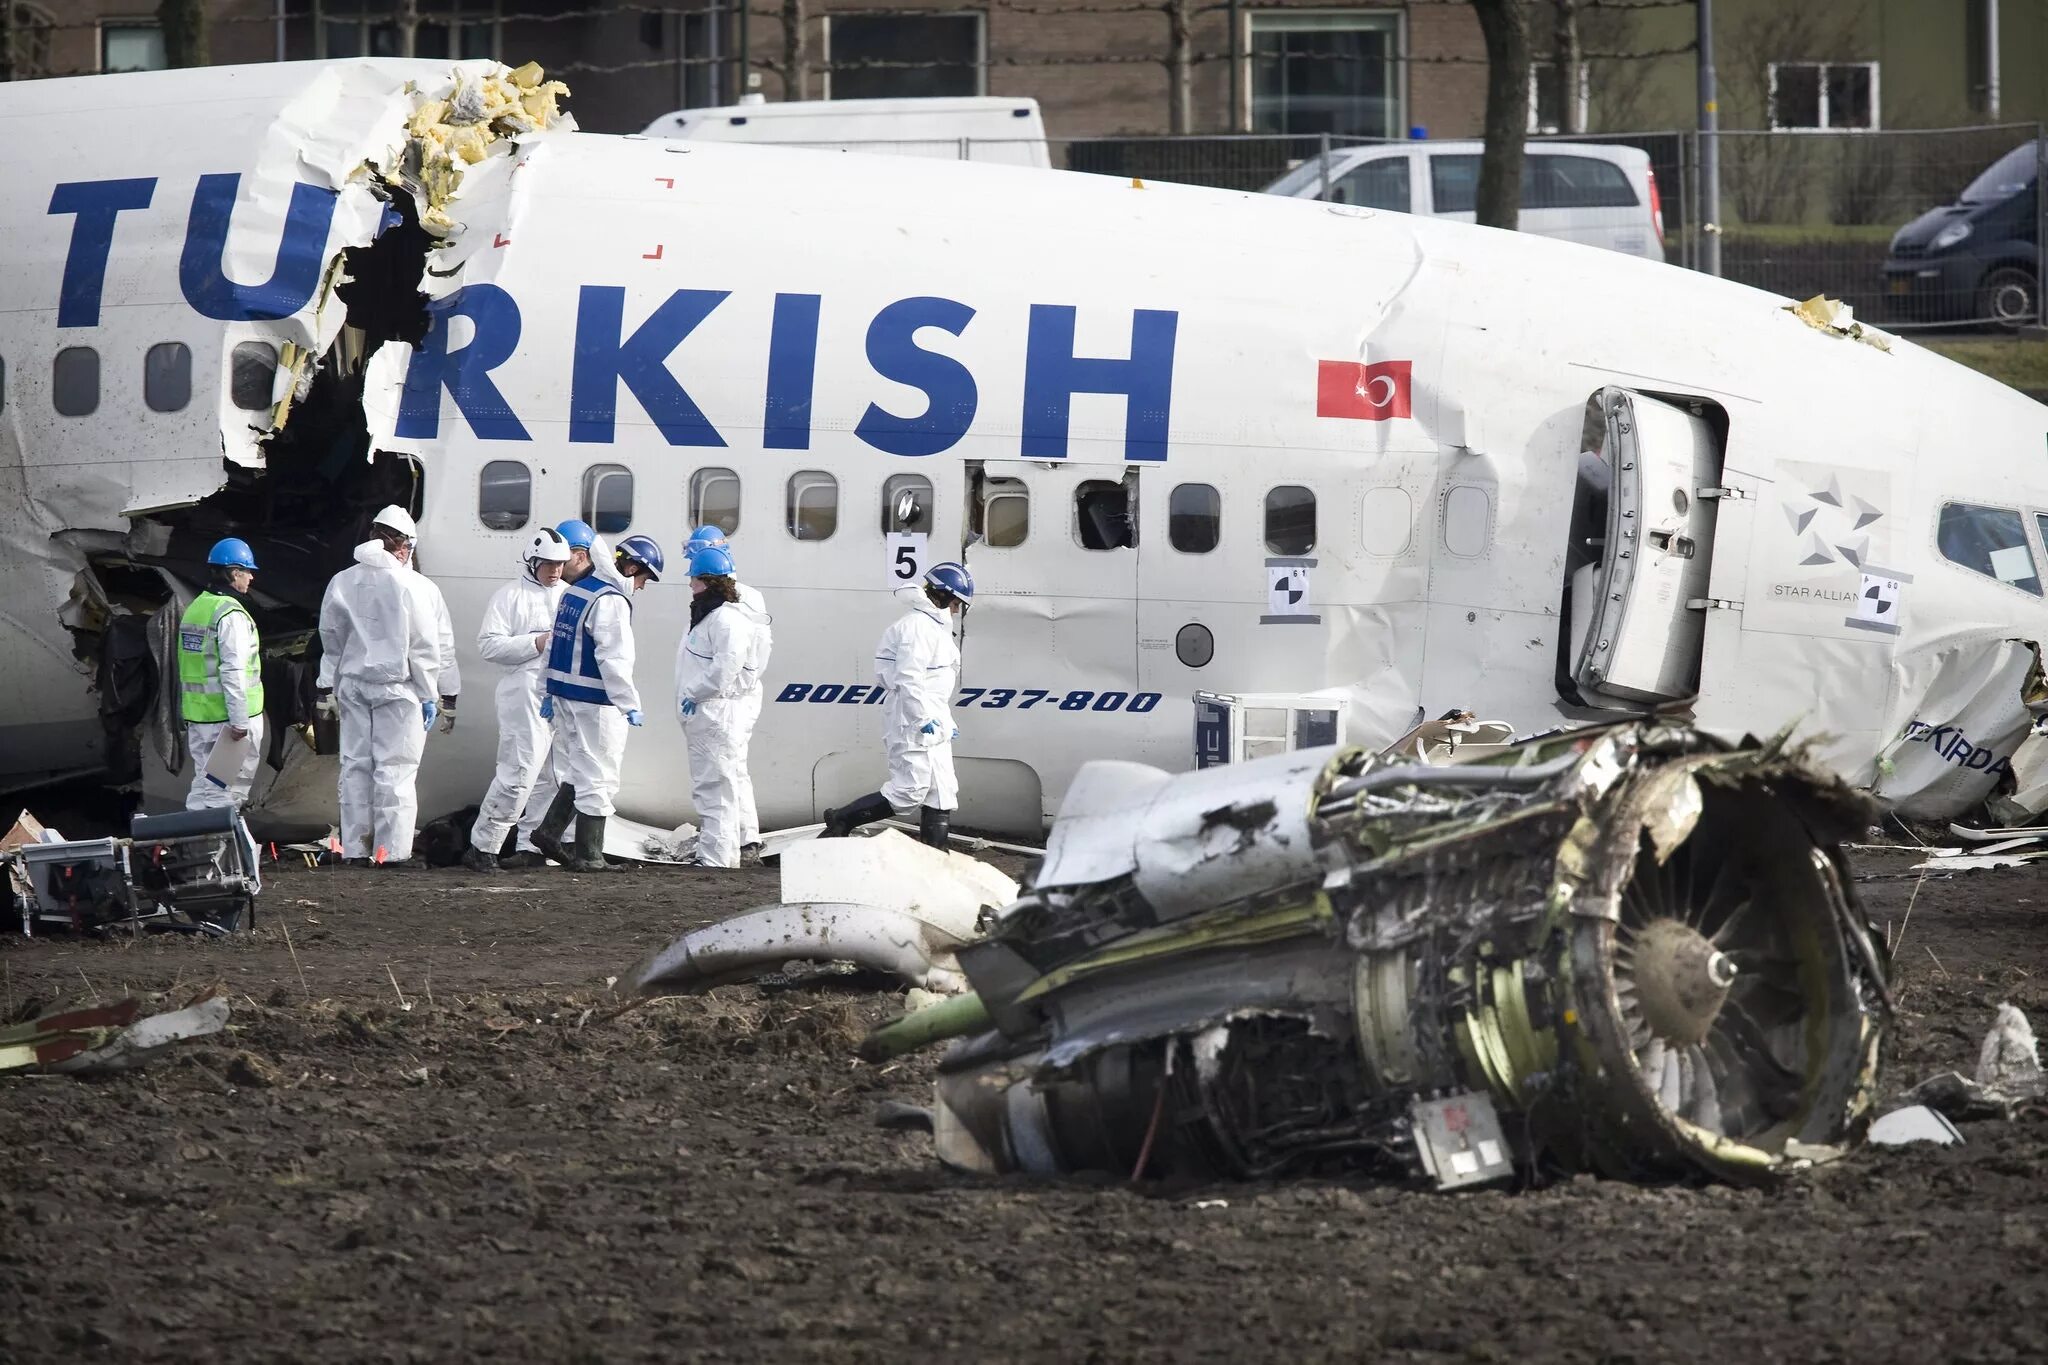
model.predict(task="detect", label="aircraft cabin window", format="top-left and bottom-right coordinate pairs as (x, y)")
top-left (1265, 485), bottom-right (1316, 555)
top-left (975, 475), bottom-right (1029, 548)
top-left (230, 342), bottom-right (277, 411)
top-left (882, 473), bottom-right (934, 534)
top-left (1442, 485), bottom-right (1493, 558)
top-left (787, 470), bottom-right (839, 541)
top-left (1076, 480), bottom-right (1136, 550)
top-left (479, 460), bottom-right (531, 531)
top-left (144, 342), bottom-right (192, 413)
top-left (1169, 483), bottom-right (1220, 553)
top-left (1937, 502), bottom-right (2041, 596)
top-left (53, 347), bottom-right (99, 417)
top-left (690, 467), bottom-right (740, 535)
top-left (582, 464), bottom-right (633, 535)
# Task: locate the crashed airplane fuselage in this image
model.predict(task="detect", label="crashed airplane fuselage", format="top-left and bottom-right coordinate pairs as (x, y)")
top-left (1, 59), bottom-right (2045, 836)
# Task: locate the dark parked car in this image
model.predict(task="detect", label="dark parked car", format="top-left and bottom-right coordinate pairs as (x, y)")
top-left (1881, 140), bottom-right (2040, 326)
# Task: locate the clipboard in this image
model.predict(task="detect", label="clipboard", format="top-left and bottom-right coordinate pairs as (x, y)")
top-left (203, 729), bottom-right (252, 789)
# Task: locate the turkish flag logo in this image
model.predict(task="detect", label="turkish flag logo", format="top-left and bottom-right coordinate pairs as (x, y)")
top-left (1316, 359), bottom-right (1413, 421)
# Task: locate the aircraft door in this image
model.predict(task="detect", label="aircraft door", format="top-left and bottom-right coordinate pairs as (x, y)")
top-left (1571, 388), bottom-right (1724, 706)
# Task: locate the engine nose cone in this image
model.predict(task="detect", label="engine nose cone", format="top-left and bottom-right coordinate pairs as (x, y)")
top-left (1630, 917), bottom-right (1737, 1046)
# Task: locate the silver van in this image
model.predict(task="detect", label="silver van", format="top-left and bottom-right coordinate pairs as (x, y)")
top-left (1265, 140), bottom-right (1666, 262)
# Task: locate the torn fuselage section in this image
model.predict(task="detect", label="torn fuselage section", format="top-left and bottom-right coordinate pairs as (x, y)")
top-left (875, 723), bottom-right (1890, 1187)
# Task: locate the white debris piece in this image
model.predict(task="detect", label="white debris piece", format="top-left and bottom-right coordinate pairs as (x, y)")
top-left (1867, 1104), bottom-right (1964, 1147)
top-left (1976, 1003), bottom-right (2043, 1093)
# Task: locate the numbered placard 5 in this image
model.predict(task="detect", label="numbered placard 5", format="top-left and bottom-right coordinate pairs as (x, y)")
top-left (886, 531), bottom-right (929, 586)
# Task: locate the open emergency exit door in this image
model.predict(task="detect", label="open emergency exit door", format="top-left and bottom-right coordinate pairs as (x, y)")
top-left (1570, 388), bottom-right (1724, 707)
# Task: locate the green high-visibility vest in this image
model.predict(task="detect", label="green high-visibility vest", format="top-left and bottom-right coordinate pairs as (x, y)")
top-left (178, 592), bottom-right (264, 724)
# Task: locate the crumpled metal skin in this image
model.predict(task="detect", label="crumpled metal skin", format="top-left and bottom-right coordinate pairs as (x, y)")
top-left (879, 721), bottom-right (1891, 1188)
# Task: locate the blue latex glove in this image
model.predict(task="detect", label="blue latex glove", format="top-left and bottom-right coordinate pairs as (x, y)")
top-left (539, 695), bottom-right (554, 720)
top-left (625, 708), bottom-right (645, 728)
top-left (422, 699), bottom-right (438, 731)
top-left (950, 728), bottom-right (959, 741)
top-left (920, 720), bottom-right (940, 736)
top-left (680, 697), bottom-right (698, 718)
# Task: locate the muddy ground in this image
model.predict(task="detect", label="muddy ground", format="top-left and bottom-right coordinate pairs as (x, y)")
top-left (2, 848), bottom-right (2044, 1363)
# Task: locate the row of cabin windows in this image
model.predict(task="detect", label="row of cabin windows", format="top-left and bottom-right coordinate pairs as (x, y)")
top-left (480, 460), bottom-right (1322, 557)
top-left (0, 344), bottom-right (280, 416)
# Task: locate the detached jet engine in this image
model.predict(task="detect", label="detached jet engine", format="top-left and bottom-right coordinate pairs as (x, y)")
top-left (870, 723), bottom-right (1889, 1187)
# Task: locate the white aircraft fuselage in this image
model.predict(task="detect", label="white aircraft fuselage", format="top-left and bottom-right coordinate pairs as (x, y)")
top-left (3, 60), bottom-right (2045, 836)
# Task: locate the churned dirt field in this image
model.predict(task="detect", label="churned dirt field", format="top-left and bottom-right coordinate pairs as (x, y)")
top-left (2, 849), bottom-right (2045, 1363)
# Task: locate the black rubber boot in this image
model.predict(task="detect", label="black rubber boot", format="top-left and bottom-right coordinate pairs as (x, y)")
top-left (919, 805), bottom-right (951, 851)
top-left (530, 786), bottom-right (577, 868)
top-left (460, 845), bottom-right (498, 873)
top-left (823, 792), bottom-right (893, 838)
top-left (565, 814), bottom-right (613, 872)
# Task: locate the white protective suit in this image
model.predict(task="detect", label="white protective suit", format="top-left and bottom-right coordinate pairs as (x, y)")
top-left (731, 581), bottom-right (773, 847)
top-left (549, 540), bottom-right (641, 820)
top-left (874, 598), bottom-right (961, 813)
top-left (318, 541), bottom-right (442, 861)
top-left (407, 560), bottom-right (462, 717)
top-left (675, 594), bottom-right (760, 867)
top-left (470, 563), bottom-right (564, 855)
top-left (185, 604), bottom-right (266, 810)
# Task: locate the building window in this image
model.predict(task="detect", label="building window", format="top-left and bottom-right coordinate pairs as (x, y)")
top-left (478, 460), bottom-right (530, 531)
top-left (1265, 485), bottom-right (1316, 555)
top-left (828, 14), bottom-right (984, 100)
top-left (582, 464), bottom-right (633, 535)
top-left (883, 473), bottom-right (933, 534)
top-left (1169, 483), bottom-right (1220, 553)
top-left (975, 475), bottom-right (1029, 548)
top-left (1249, 12), bottom-right (1401, 139)
top-left (320, 0), bottom-right (498, 61)
top-left (230, 342), bottom-right (277, 411)
top-left (1769, 62), bottom-right (1878, 131)
top-left (787, 470), bottom-right (839, 540)
top-left (101, 23), bottom-right (165, 73)
top-left (144, 342), bottom-right (191, 413)
top-left (1528, 62), bottom-right (1589, 135)
top-left (53, 347), bottom-right (98, 417)
top-left (1938, 502), bottom-right (2040, 595)
top-left (690, 467), bottom-right (740, 535)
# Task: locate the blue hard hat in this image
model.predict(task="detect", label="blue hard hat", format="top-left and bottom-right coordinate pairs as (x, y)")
top-left (615, 534), bottom-right (665, 581)
top-left (924, 561), bottom-right (974, 602)
top-left (207, 537), bottom-right (258, 570)
top-left (687, 544), bottom-right (735, 579)
top-left (555, 518), bottom-right (596, 550)
top-left (686, 523), bottom-right (730, 553)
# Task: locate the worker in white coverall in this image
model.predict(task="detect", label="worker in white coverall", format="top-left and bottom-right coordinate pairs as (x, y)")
top-left (673, 544), bottom-right (765, 868)
top-left (822, 561), bottom-right (973, 850)
top-left (178, 537), bottom-right (266, 810)
top-left (386, 505), bottom-right (463, 740)
top-left (463, 526), bottom-right (572, 872)
top-left (685, 524), bottom-right (773, 859)
top-left (531, 530), bottom-right (662, 872)
top-left (316, 511), bottom-right (442, 866)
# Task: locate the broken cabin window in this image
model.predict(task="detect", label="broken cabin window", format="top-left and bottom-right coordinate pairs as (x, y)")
top-left (230, 342), bottom-right (277, 411)
top-left (1170, 483), bottom-right (1221, 553)
top-left (1265, 485), bottom-right (1316, 555)
top-left (1937, 502), bottom-right (2041, 595)
top-left (144, 342), bottom-right (191, 413)
top-left (691, 467), bottom-right (740, 535)
top-left (1076, 479), bottom-right (1136, 550)
top-left (883, 473), bottom-right (934, 534)
top-left (582, 464), bottom-right (634, 536)
top-left (787, 471), bottom-right (839, 541)
top-left (479, 460), bottom-right (531, 531)
top-left (973, 474), bottom-right (1029, 548)
top-left (53, 347), bottom-right (98, 417)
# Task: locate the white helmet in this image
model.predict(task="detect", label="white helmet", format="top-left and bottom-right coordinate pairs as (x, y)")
top-left (524, 526), bottom-right (571, 565)
top-left (371, 504), bottom-right (418, 541)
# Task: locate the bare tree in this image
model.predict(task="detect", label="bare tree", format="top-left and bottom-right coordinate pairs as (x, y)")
top-left (784, 0), bottom-right (807, 100)
top-left (1470, 0), bottom-right (1533, 230)
top-left (1548, 0), bottom-right (1582, 135)
top-left (157, 0), bottom-right (207, 67)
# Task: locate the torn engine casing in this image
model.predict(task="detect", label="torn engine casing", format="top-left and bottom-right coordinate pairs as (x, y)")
top-left (910, 723), bottom-right (1890, 1187)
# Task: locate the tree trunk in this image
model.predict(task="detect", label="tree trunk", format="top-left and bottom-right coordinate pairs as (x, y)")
top-left (1470, 0), bottom-right (1532, 231)
top-left (784, 0), bottom-right (806, 100)
top-left (395, 0), bottom-right (418, 60)
top-left (1551, 0), bottom-right (1582, 135)
top-left (1167, 0), bottom-right (1192, 134)
top-left (157, 0), bottom-right (208, 68)
top-left (1, 2), bottom-right (15, 83)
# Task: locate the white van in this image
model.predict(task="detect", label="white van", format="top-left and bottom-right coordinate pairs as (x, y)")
top-left (643, 96), bottom-right (1051, 170)
top-left (1264, 140), bottom-right (1666, 261)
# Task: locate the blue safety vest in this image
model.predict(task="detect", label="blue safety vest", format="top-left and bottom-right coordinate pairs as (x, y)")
top-left (545, 576), bottom-right (627, 705)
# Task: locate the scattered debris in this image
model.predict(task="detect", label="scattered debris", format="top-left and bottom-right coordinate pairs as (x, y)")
top-left (868, 722), bottom-right (1890, 1188)
top-left (625, 831), bottom-right (1018, 996)
top-left (1784, 294), bottom-right (1893, 351)
top-left (1911, 824), bottom-right (2048, 871)
top-left (1, 994), bottom-right (231, 1075)
top-left (1868, 1105), bottom-right (1964, 1147)
top-left (1909, 1004), bottom-right (2047, 1120)
top-left (7, 808), bottom-right (261, 937)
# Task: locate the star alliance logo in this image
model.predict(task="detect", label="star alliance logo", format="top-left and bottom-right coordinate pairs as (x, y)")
top-left (1782, 475), bottom-right (1884, 568)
